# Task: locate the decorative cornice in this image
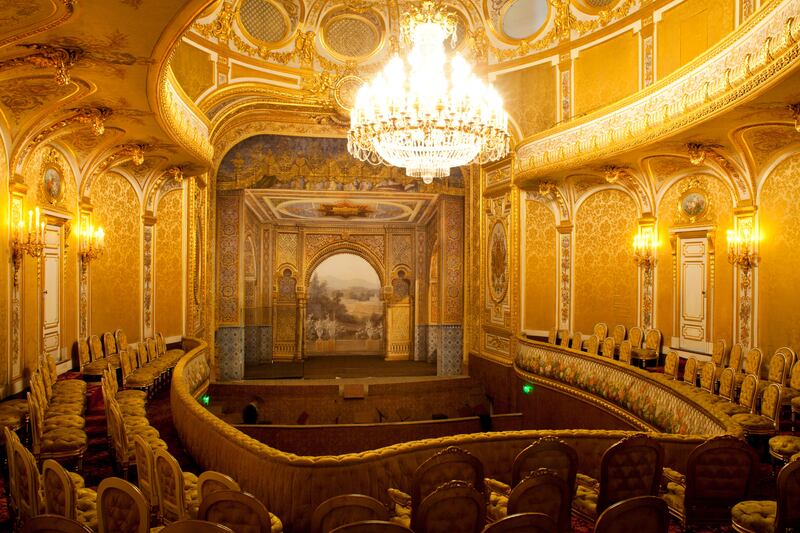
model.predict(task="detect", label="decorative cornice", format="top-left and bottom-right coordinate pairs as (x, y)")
top-left (154, 67), bottom-right (213, 166)
top-left (0, 44), bottom-right (83, 85)
top-left (515, 0), bottom-right (800, 188)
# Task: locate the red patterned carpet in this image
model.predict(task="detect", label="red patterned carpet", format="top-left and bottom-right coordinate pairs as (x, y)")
top-left (0, 374), bottom-right (779, 532)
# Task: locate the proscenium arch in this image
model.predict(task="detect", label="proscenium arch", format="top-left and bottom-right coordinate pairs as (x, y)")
top-left (304, 241), bottom-right (386, 291)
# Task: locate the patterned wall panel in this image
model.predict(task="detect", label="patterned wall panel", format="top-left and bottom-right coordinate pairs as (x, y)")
top-left (390, 233), bottom-right (413, 269)
top-left (91, 172), bottom-right (141, 341)
top-left (155, 190), bottom-right (184, 337)
top-left (484, 194), bottom-right (512, 328)
top-left (276, 231), bottom-right (298, 268)
top-left (758, 154), bottom-right (800, 355)
top-left (217, 194), bottom-right (242, 325)
top-left (443, 197), bottom-right (464, 324)
top-left (573, 189), bottom-right (638, 333)
top-left (524, 200), bottom-right (557, 331)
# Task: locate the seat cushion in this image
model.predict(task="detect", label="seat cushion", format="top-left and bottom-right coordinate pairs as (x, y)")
top-left (269, 511), bottom-right (283, 533)
top-left (3, 398), bottom-right (30, 414)
top-left (43, 414), bottom-right (86, 432)
top-left (731, 500), bottom-right (776, 533)
top-left (0, 410), bottom-right (22, 428)
top-left (731, 413), bottom-right (775, 431)
top-left (40, 428), bottom-right (87, 452)
top-left (781, 387), bottom-right (799, 404)
top-left (126, 425), bottom-right (160, 440)
top-left (572, 484), bottom-right (598, 519)
top-left (119, 403), bottom-right (147, 418)
top-left (662, 467), bottom-right (685, 485)
top-left (116, 389), bottom-right (147, 402)
top-left (54, 380), bottom-right (87, 394)
top-left (769, 435), bottom-right (800, 460)
top-left (82, 360), bottom-right (109, 375)
top-left (662, 482), bottom-right (685, 514)
top-left (76, 487), bottom-right (98, 531)
top-left (631, 348), bottom-right (658, 360)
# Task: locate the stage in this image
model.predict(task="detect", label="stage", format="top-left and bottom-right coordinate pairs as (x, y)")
top-left (243, 355), bottom-right (437, 379)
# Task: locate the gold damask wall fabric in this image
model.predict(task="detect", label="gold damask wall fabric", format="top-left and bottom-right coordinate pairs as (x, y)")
top-left (573, 32), bottom-right (638, 117)
top-left (524, 200), bottom-right (556, 331)
top-left (0, 142), bottom-right (8, 388)
top-left (90, 172), bottom-right (141, 341)
top-left (758, 154), bottom-right (800, 356)
top-left (656, 0), bottom-right (735, 79)
top-left (655, 175), bottom-right (733, 346)
top-left (495, 62), bottom-right (557, 138)
top-left (155, 190), bottom-right (184, 338)
top-left (574, 189), bottom-right (638, 333)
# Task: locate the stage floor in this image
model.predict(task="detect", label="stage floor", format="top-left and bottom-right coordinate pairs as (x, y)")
top-left (244, 355), bottom-right (437, 379)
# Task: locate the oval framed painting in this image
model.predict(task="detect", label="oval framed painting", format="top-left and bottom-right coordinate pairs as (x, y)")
top-left (488, 220), bottom-right (508, 303)
top-left (42, 164), bottom-right (64, 205)
top-left (678, 188), bottom-right (708, 223)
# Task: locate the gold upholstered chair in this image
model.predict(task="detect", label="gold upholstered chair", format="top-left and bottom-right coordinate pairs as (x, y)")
top-left (572, 434), bottom-right (664, 523)
top-left (729, 343), bottom-right (745, 374)
top-left (198, 489), bottom-right (283, 533)
top-left (600, 338), bottom-right (615, 359)
top-left (758, 352), bottom-right (791, 400)
top-left (503, 469), bottom-right (570, 533)
top-left (101, 331), bottom-right (121, 369)
top-left (662, 351), bottom-right (679, 380)
top-left (570, 332), bottom-right (583, 350)
top-left (27, 392), bottom-right (87, 470)
top-left (731, 382), bottom-right (783, 439)
top-left (735, 374), bottom-right (761, 415)
top-left (330, 521), bottom-right (412, 533)
top-left (593, 322), bottom-right (608, 341)
top-left (699, 361), bottom-right (717, 394)
top-left (11, 435), bottom-right (42, 524)
top-left (775, 346), bottom-right (797, 381)
top-left (631, 329), bottom-right (662, 368)
top-left (717, 368), bottom-right (751, 416)
top-left (388, 446), bottom-right (484, 527)
top-left (782, 362), bottom-right (800, 431)
top-left (584, 335), bottom-right (600, 356)
top-left (482, 513), bottom-right (557, 533)
top-left (4, 426), bottom-right (21, 518)
top-left (680, 357), bottom-right (698, 388)
top-left (594, 496), bottom-right (669, 533)
top-left (412, 480), bottom-right (485, 533)
top-left (21, 515), bottom-right (93, 533)
top-left (558, 330), bottom-right (570, 348)
top-left (736, 349), bottom-right (765, 390)
top-left (153, 448), bottom-right (200, 524)
top-left (611, 324), bottom-right (626, 345)
top-left (628, 326), bottom-right (644, 349)
top-left (311, 494), bottom-right (389, 533)
top-left (731, 458), bottom-right (800, 533)
top-left (120, 344), bottom-right (157, 396)
top-left (198, 471), bottom-right (241, 503)
top-left (618, 340), bottom-right (632, 365)
top-left (42, 459), bottom-right (98, 531)
top-left (97, 477), bottom-right (149, 533)
top-left (661, 435), bottom-right (758, 529)
top-left (76, 338), bottom-right (106, 379)
top-left (700, 339), bottom-right (729, 379)
top-left (547, 330), bottom-right (557, 345)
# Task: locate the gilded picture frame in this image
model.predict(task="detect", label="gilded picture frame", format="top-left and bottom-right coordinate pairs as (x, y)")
top-left (41, 149), bottom-right (65, 205)
top-left (677, 186), bottom-right (709, 224)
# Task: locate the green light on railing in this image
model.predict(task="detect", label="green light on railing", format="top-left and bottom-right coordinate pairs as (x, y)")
top-left (201, 394), bottom-right (211, 406)
top-left (522, 383), bottom-right (534, 395)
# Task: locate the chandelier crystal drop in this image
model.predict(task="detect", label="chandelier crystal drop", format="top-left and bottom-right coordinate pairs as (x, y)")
top-left (347, 2), bottom-right (510, 184)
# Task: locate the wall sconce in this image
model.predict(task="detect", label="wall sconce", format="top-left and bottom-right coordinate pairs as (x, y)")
top-left (727, 225), bottom-right (758, 270)
top-left (78, 223), bottom-right (105, 264)
top-left (633, 229), bottom-right (657, 270)
top-left (11, 205), bottom-right (46, 284)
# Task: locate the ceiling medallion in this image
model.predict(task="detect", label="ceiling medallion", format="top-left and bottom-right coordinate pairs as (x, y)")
top-left (347, 1), bottom-right (510, 184)
top-left (317, 201), bottom-right (373, 219)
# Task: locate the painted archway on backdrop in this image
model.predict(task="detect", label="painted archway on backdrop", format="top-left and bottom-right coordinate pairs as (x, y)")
top-left (305, 252), bottom-right (384, 356)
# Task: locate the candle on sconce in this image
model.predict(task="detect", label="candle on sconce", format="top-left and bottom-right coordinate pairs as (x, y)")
top-left (96, 227), bottom-right (105, 248)
top-left (28, 210), bottom-right (33, 236)
top-left (35, 207), bottom-right (40, 233)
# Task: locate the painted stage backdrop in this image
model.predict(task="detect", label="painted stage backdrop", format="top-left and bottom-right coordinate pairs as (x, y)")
top-left (305, 253), bottom-right (384, 355)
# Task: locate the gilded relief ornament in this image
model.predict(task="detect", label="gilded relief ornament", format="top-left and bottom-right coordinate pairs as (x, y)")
top-left (488, 220), bottom-right (508, 303)
top-left (0, 44), bottom-right (82, 85)
top-left (677, 177), bottom-right (711, 224)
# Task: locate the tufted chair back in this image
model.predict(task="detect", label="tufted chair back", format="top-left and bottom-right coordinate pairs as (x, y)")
top-left (682, 435), bottom-right (758, 526)
top-left (699, 362), bottom-right (716, 393)
top-left (135, 343), bottom-right (149, 369)
top-left (547, 330), bottom-right (557, 345)
top-left (21, 515), bottom-right (94, 533)
top-left (511, 437), bottom-right (578, 489)
top-left (558, 330), bottom-right (570, 348)
top-left (154, 448), bottom-right (190, 523)
top-left (776, 458), bottom-right (800, 532)
top-left (198, 471), bottom-right (241, 503)
top-left (570, 332), bottom-right (583, 350)
top-left (119, 347), bottom-right (135, 382)
top-left (593, 323), bottom-right (608, 341)
top-left (13, 437), bottom-right (42, 522)
top-left (156, 332), bottom-right (168, 357)
top-left (596, 434), bottom-right (663, 514)
top-left (412, 480), bottom-right (485, 533)
top-left (482, 512), bottom-right (557, 533)
top-left (718, 368), bottom-right (736, 402)
top-left (628, 327), bottom-right (644, 348)
top-left (115, 329), bottom-right (128, 354)
top-left (133, 435), bottom-right (156, 507)
top-left (601, 338), bottom-right (615, 359)
top-left (199, 490), bottom-right (271, 533)
top-left (27, 392), bottom-right (45, 455)
top-left (644, 329), bottom-right (662, 351)
top-left (4, 426), bottom-right (20, 515)
top-left (310, 494), bottom-right (389, 533)
top-left (89, 335), bottom-right (105, 362)
top-left (759, 383), bottom-right (782, 425)
top-left (767, 352), bottom-right (789, 385)
top-left (585, 335), bottom-right (600, 355)
top-left (711, 339), bottom-right (728, 366)
top-left (729, 343), bottom-right (745, 373)
top-left (410, 446), bottom-right (484, 518)
top-left (618, 341), bottom-right (632, 364)
top-left (743, 348), bottom-right (764, 377)
top-left (507, 469), bottom-right (570, 533)
top-left (737, 374), bottom-right (759, 412)
top-left (775, 346), bottom-right (797, 376)
top-left (97, 477), bottom-right (148, 533)
top-left (790, 361), bottom-right (800, 390)
top-left (108, 402), bottom-right (130, 466)
top-left (42, 459), bottom-right (76, 519)
top-left (683, 357), bottom-right (698, 387)
top-left (102, 332), bottom-right (118, 358)
top-left (594, 496), bottom-right (669, 533)
top-left (146, 338), bottom-right (159, 363)
top-left (612, 325), bottom-right (626, 345)
top-left (663, 352), bottom-right (679, 379)
top-left (77, 338), bottom-right (91, 369)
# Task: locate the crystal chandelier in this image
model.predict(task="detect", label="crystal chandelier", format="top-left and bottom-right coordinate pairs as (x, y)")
top-left (348, 2), bottom-right (510, 184)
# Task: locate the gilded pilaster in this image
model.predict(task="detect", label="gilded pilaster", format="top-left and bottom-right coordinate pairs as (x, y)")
top-left (556, 223), bottom-right (574, 332)
top-left (732, 210), bottom-right (757, 348)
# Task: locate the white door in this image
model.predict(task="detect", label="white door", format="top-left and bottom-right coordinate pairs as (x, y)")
top-left (679, 237), bottom-right (709, 352)
top-left (42, 225), bottom-right (63, 364)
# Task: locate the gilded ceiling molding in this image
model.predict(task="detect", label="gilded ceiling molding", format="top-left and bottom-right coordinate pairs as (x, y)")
top-left (685, 143), bottom-right (753, 202)
top-left (144, 165), bottom-right (185, 213)
top-left (0, 0), bottom-right (78, 49)
top-left (599, 165), bottom-right (653, 214)
top-left (81, 143), bottom-right (148, 199)
top-left (527, 180), bottom-right (570, 222)
top-left (515, 0), bottom-right (800, 186)
top-left (0, 44), bottom-right (83, 86)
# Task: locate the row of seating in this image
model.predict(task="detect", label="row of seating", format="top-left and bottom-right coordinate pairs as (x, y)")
top-left (78, 331), bottom-right (183, 383)
top-left (119, 337), bottom-right (185, 397)
top-left (547, 323), bottom-right (664, 367)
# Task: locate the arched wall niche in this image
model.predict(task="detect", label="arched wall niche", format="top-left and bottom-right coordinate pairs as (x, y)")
top-left (304, 241), bottom-right (386, 290)
top-left (573, 188), bottom-right (639, 333)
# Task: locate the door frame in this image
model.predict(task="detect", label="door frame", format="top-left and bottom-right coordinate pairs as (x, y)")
top-left (669, 226), bottom-right (715, 355)
top-left (41, 209), bottom-right (72, 373)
